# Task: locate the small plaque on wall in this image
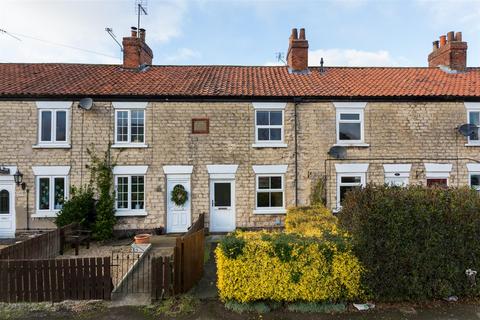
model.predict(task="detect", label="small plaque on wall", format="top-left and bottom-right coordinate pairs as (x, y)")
top-left (192, 118), bottom-right (209, 134)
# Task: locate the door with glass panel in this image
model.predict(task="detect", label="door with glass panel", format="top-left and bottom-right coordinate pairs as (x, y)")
top-left (0, 183), bottom-right (15, 238)
top-left (210, 180), bottom-right (235, 232)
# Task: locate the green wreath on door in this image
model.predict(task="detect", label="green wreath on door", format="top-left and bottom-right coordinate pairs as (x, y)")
top-left (171, 184), bottom-right (188, 206)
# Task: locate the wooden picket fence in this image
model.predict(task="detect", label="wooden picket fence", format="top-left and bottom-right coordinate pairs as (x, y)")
top-left (0, 224), bottom-right (77, 260)
top-left (151, 213), bottom-right (206, 299)
top-left (151, 255), bottom-right (175, 300)
top-left (0, 257), bottom-right (112, 302)
top-left (174, 228), bottom-right (205, 294)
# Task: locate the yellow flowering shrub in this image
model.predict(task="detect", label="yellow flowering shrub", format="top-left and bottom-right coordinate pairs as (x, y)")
top-left (285, 204), bottom-right (338, 237)
top-left (216, 231), bottom-right (364, 303)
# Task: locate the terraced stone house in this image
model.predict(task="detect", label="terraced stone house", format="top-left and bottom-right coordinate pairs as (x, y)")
top-left (0, 27), bottom-right (479, 237)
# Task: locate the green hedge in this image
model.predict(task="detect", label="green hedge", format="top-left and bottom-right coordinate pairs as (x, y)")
top-left (338, 185), bottom-right (480, 301)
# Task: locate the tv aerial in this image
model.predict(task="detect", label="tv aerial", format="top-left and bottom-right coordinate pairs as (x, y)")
top-left (457, 123), bottom-right (478, 137)
top-left (275, 52), bottom-right (286, 65)
top-left (135, 0), bottom-right (148, 32)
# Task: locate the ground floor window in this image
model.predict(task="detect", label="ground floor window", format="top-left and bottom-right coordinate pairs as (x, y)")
top-left (427, 178), bottom-right (448, 188)
top-left (424, 163), bottom-right (451, 189)
top-left (383, 164), bottom-right (411, 187)
top-left (252, 165), bottom-right (288, 214)
top-left (336, 174), bottom-right (365, 208)
top-left (335, 163), bottom-right (369, 210)
top-left (470, 174), bottom-right (480, 191)
top-left (115, 175), bottom-right (145, 213)
top-left (256, 175), bottom-right (284, 209)
top-left (36, 176), bottom-right (67, 214)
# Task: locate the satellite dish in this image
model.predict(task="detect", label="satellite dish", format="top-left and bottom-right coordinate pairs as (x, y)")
top-left (458, 123), bottom-right (478, 137)
top-left (78, 98), bottom-right (93, 110)
top-left (328, 146), bottom-right (347, 159)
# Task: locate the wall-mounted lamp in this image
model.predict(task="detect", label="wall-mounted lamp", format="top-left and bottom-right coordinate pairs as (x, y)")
top-left (13, 169), bottom-right (26, 190)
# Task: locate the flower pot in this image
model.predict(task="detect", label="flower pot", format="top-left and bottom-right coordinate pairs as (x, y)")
top-left (134, 233), bottom-right (151, 244)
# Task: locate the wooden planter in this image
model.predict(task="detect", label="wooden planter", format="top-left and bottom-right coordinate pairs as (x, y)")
top-left (134, 234), bottom-right (151, 244)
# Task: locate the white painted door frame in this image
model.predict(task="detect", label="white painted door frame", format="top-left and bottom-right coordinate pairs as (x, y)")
top-left (207, 165), bottom-right (238, 233)
top-left (209, 178), bottom-right (236, 232)
top-left (0, 166), bottom-right (17, 239)
top-left (164, 166), bottom-right (193, 234)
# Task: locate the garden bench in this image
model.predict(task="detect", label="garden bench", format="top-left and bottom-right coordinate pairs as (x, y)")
top-left (60, 224), bottom-right (91, 256)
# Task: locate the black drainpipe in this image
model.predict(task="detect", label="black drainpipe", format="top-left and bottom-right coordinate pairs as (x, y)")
top-left (293, 97), bottom-right (302, 206)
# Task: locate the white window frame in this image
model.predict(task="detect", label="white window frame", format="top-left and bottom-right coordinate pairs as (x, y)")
top-left (32, 166), bottom-right (70, 218)
top-left (252, 102), bottom-right (287, 148)
top-left (383, 164), bottom-right (411, 187)
top-left (334, 102), bottom-right (368, 147)
top-left (467, 164), bottom-right (480, 191)
top-left (424, 163), bottom-right (452, 186)
top-left (335, 163), bottom-right (369, 210)
top-left (113, 165), bottom-right (148, 216)
top-left (34, 101), bottom-right (72, 148)
top-left (112, 102), bottom-right (148, 148)
top-left (252, 165), bottom-right (287, 214)
top-left (465, 103), bottom-right (480, 146)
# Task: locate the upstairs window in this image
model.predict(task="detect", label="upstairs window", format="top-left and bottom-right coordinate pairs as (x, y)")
top-left (465, 103), bottom-right (480, 145)
top-left (252, 103), bottom-right (286, 148)
top-left (36, 101), bottom-right (71, 148)
top-left (334, 102), bottom-right (367, 146)
top-left (468, 110), bottom-right (480, 143)
top-left (113, 102), bottom-right (147, 148)
top-left (115, 110), bottom-right (145, 144)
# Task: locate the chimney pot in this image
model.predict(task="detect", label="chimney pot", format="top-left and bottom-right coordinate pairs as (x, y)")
top-left (287, 27), bottom-right (309, 72)
top-left (447, 31), bottom-right (454, 42)
top-left (299, 28), bottom-right (306, 40)
top-left (131, 26), bottom-right (138, 38)
top-left (439, 35), bottom-right (447, 47)
top-left (291, 28), bottom-right (298, 40)
top-left (428, 31), bottom-right (467, 71)
top-left (123, 27), bottom-right (153, 69)
top-left (139, 28), bottom-right (146, 42)
top-left (455, 32), bottom-right (462, 42)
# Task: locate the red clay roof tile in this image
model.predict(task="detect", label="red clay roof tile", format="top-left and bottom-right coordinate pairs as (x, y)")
top-left (1, 63), bottom-right (480, 99)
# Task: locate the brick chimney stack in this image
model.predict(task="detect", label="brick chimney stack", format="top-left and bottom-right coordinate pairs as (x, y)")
top-left (122, 27), bottom-right (153, 69)
top-left (287, 28), bottom-right (309, 72)
top-left (428, 31), bottom-right (467, 71)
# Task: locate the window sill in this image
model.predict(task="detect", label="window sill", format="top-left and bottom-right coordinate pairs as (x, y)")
top-left (334, 143), bottom-right (370, 148)
top-left (115, 210), bottom-right (148, 217)
top-left (31, 212), bottom-right (58, 218)
top-left (465, 143), bottom-right (480, 147)
top-left (253, 208), bottom-right (287, 215)
top-left (252, 143), bottom-right (287, 148)
top-left (33, 144), bottom-right (71, 149)
top-left (111, 143), bottom-right (148, 149)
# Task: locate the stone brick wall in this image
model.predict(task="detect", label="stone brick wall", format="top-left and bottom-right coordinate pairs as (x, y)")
top-left (0, 100), bottom-right (477, 232)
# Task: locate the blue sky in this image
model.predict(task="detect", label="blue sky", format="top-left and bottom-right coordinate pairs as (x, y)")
top-left (1, 0), bottom-right (480, 67)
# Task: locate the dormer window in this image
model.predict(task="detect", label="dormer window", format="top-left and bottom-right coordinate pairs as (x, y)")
top-left (112, 102), bottom-right (148, 148)
top-left (34, 101), bottom-right (72, 148)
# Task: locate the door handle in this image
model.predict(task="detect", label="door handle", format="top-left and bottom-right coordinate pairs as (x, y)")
top-left (212, 200), bottom-right (214, 207)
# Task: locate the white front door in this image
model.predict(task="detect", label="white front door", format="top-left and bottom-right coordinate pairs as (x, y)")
top-left (166, 176), bottom-right (191, 233)
top-left (210, 179), bottom-right (235, 232)
top-left (0, 183), bottom-right (15, 238)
